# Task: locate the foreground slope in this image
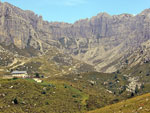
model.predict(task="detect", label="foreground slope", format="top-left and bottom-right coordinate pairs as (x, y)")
top-left (88, 93), bottom-right (150, 113)
top-left (0, 76), bottom-right (121, 113)
top-left (0, 71), bottom-right (130, 113)
top-left (0, 78), bottom-right (87, 113)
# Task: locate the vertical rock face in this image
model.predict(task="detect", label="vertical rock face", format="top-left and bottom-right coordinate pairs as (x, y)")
top-left (1, 2), bottom-right (150, 72)
top-left (48, 11), bottom-right (150, 73)
top-left (0, 2), bottom-right (45, 49)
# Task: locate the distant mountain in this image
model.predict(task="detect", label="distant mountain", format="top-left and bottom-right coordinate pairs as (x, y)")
top-left (1, 2), bottom-right (150, 72)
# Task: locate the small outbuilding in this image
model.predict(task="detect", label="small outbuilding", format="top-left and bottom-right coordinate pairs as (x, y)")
top-left (33, 78), bottom-right (43, 83)
top-left (11, 71), bottom-right (29, 78)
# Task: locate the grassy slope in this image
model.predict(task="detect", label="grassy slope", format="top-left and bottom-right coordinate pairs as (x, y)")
top-left (0, 71), bottom-right (128, 113)
top-left (88, 93), bottom-right (150, 113)
top-left (0, 78), bottom-right (88, 113)
top-left (46, 72), bottom-right (131, 111)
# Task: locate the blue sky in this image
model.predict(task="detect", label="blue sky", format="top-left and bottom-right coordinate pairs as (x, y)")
top-left (1, 0), bottom-right (150, 23)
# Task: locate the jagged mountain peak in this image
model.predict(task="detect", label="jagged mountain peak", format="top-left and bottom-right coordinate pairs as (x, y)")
top-left (96, 12), bottom-right (111, 17)
top-left (115, 13), bottom-right (134, 18)
top-left (140, 8), bottom-right (150, 15)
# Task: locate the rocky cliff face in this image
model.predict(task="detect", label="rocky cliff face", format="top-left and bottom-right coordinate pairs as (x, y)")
top-left (1, 2), bottom-right (150, 73)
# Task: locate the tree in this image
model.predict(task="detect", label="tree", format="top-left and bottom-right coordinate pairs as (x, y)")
top-left (119, 86), bottom-right (126, 94)
top-left (114, 74), bottom-right (118, 79)
top-left (135, 85), bottom-right (139, 94)
top-left (13, 98), bottom-right (18, 104)
top-left (42, 91), bottom-right (46, 94)
top-left (35, 73), bottom-right (40, 78)
top-left (130, 92), bottom-right (134, 98)
top-left (10, 69), bottom-right (13, 72)
top-left (116, 70), bottom-right (120, 74)
top-left (141, 84), bottom-right (145, 89)
top-left (125, 59), bottom-right (128, 64)
top-left (13, 77), bottom-right (18, 80)
top-left (146, 71), bottom-right (150, 76)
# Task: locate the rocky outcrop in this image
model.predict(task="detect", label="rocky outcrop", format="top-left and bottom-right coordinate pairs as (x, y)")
top-left (1, 2), bottom-right (150, 72)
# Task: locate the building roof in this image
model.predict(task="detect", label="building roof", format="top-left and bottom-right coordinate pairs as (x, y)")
top-left (11, 71), bottom-right (27, 74)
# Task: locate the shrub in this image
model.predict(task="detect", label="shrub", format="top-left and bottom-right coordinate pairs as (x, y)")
top-left (35, 73), bottom-right (40, 78)
top-left (13, 98), bottom-right (18, 104)
top-left (130, 92), bottom-right (134, 98)
top-left (135, 85), bottom-right (139, 94)
top-left (114, 74), bottom-right (118, 79)
top-left (13, 77), bottom-right (18, 80)
top-left (42, 91), bottom-right (46, 94)
top-left (125, 59), bottom-right (128, 64)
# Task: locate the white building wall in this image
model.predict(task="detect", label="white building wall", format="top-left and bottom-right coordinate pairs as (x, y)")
top-left (12, 74), bottom-right (29, 78)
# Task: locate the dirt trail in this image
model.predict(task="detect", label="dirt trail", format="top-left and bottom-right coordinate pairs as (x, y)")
top-left (8, 58), bottom-right (28, 69)
top-left (8, 58), bottom-right (18, 67)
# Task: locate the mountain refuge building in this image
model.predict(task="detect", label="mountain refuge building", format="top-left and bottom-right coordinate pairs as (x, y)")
top-left (11, 71), bottom-right (29, 78)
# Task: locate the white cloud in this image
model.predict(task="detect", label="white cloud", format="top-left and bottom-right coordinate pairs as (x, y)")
top-left (63, 0), bottom-right (87, 6)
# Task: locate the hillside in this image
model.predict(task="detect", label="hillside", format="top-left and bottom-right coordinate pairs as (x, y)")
top-left (0, 72), bottom-right (131, 113)
top-left (88, 93), bottom-right (150, 113)
top-left (0, 69), bottom-right (150, 113)
top-left (0, 75), bottom-right (127, 113)
top-left (0, 70), bottom-right (149, 113)
top-left (0, 78), bottom-right (87, 113)
top-left (0, 44), bottom-right (94, 77)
